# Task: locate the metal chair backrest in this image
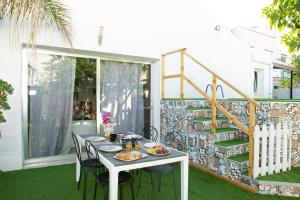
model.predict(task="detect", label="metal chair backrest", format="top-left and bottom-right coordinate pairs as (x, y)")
top-left (71, 132), bottom-right (82, 164)
top-left (85, 140), bottom-right (101, 168)
top-left (144, 126), bottom-right (159, 142)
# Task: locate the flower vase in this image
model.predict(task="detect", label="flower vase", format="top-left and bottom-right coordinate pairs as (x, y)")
top-left (103, 123), bottom-right (114, 140)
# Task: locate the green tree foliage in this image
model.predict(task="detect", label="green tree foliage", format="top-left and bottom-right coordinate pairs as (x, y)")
top-left (262, 0), bottom-right (300, 52)
top-left (280, 55), bottom-right (300, 88)
top-left (74, 58), bottom-right (96, 95)
top-left (0, 80), bottom-right (13, 123)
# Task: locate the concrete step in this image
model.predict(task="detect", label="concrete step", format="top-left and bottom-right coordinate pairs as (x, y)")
top-left (186, 106), bottom-right (211, 111)
top-left (226, 153), bottom-right (249, 180)
top-left (215, 138), bottom-right (248, 147)
top-left (193, 118), bottom-right (230, 131)
top-left (202, 128), bottom-right (244, 141)
top-left (227, 152), bottom-right (249, 163)
top-left (203, 127), bottom-right (240, 134)
top-left (215, 139), bottom-right (249, 159)
top-left (193, 116), bottom-right (227, 122)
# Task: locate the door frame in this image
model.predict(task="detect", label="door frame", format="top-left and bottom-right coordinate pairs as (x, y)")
top-left (21, 45), bottom-right (158, 167)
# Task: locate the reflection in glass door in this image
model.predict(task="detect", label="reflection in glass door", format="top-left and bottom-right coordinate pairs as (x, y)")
top-left (26, 52), bottom-right (97, 159)
top-left (100, 60), bottom-right (151, 137)
top-left (72, 58), bottom-right (97, 139)
top-left (25, 51), bottom-right (152, 160)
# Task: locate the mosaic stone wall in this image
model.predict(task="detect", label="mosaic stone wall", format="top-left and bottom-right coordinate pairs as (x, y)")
top-left (160, 99), bottom-right (300, 180)
top-left (221, 100), bottom-right (300, 167)
top-left (226, 160), bottom-right (248, 179)
top-left (160, 99), bottom-right (247, 178)
top-left (258, 181), bottom-right (300, 197)
top-left (215, 143), bottom-right (249, 159)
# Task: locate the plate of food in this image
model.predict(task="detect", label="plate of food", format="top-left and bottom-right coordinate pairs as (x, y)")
top-left (145, 145), bottom-right (171, 156)
top-left (86, 136), bottom-right (105, 142)
top-left (99, 145), bottom-right (122, 152)
top-left (143, 142), bottom-right (156, 148)
top-left (114, 151), bottom-right (148, 162)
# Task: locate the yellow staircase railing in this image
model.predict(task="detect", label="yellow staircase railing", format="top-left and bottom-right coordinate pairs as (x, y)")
top-left (161, 48), bottom-right (261, 178)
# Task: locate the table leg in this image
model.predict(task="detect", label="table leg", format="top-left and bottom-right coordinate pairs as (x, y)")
top-left (181, 157), bottom-right (189, 200)
top-left (109, 168), bottom-right (119, 200)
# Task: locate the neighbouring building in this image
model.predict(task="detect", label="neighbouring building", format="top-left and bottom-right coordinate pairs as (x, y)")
top-left (231, 26), bottom-right (295, 99)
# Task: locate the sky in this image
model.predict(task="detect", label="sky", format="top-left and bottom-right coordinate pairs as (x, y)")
top-left (196, 0), bottom-right (273, 29)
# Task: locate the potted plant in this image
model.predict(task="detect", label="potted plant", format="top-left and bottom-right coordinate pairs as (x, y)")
top-left (0, 79), bottom-right (13, 126)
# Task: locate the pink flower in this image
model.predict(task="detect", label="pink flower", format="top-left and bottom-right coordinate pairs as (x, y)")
top-left (102, 112), bottom-right (113, 125)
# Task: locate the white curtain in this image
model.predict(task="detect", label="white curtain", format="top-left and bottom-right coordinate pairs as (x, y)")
top-left (100, 60), bottom-right (144, 135)
top-left (29, 55), bottom-right (76, 158)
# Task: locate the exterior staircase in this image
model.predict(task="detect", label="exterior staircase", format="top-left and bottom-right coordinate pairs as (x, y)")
top-left (185, 100), bottom-right (249, 179)
top-left (161, 48), bottom-right (260, 177)
top-left (161, 98), bottom-right (300, 197)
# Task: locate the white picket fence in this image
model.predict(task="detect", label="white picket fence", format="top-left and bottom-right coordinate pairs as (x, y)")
top-left (253, 122), bottom-right (292, 178)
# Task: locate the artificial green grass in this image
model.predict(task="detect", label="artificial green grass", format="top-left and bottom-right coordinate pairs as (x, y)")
top-left (0, 164), bottom-right (295, 200)
top-left (215, 139), bottom-right (248, 147)
top-left (162, 98), bottom-right (207, 100)
top-left (224, 98), bottom-right (300, 102)
top-left (194, 116), bottom-right (227, 121)
top-left (228, 153), bottom-right (249, 163)
top-left (242, 171), bottom-right (249, 176)
top-left (162, 98), bottom-right (300, 102)
top-left (257, 167), bottom-right (300, 183)
top-left (203, 127), bottom-right (239, 133)
top-left (186, 106), bottom-right (211, 110)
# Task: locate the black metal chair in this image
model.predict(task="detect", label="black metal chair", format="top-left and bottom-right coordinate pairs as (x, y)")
top-left (71, 132), bottom-right (104, 200)
top-left (85, 140), bottom-right (135, 200)
top-left (144, 126), bottom-right (159, 142)
top-left (137, 126), bottom-right (177, 200)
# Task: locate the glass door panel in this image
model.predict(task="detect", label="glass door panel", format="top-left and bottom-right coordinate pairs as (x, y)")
top-left (72, 58), bottom-right (97, 138)
top-left (25, 51), bottom-right (151, 160)
top-left (27, 52), bottom-right (97, 159)
top-left (99, 60), bottom-right (151, 136)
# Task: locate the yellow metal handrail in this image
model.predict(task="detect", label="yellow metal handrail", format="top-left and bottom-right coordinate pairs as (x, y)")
top-left (161, 48), bottom-right (260, 178)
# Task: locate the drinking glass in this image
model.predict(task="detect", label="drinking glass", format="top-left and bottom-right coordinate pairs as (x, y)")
top-left (126, 140), bottom-right (133, 150)
top-left (135, 141), bottom-right (141, 149)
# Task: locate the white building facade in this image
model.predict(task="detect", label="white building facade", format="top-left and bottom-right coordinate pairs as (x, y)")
top-left (1, 0), bottom-right (256, 171)
top-left (231, 26), bottom-right (290, 98)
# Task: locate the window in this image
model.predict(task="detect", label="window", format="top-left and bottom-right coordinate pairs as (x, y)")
top-left (24, 50), bottom-right (152, 159)
top-left (27, 53), bottom-right (97, 159)
top-left (73, 58), bottom-right (97, 120)
top-left (253, 69), bottom-right (264, 97)
top-left (99, 60), bottom-right (151, 136)
top-left (254, 71), bottom-right (258, 93)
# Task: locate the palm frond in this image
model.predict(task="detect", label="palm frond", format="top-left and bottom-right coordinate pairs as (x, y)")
top-left (43, 0), bottom-right (72, 47)
top-left (0, 0), bottom-right (72, 48)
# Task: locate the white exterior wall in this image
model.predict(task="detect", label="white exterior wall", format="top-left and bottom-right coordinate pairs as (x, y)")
top-left (251, 48), bottom-right (273, 98)
top-left (0, 0), bottom-right (253, 171)
top-left (231, 26), bottom-right (287, 98)
top-left (273, 89), bottom-right (300, 99)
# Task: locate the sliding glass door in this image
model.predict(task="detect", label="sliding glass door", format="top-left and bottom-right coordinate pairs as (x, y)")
top-left (72, 58), bottom-right (97, 140)
top-left (100, 60), bottom-right (151, 135)
top-left (26, 53), bottom-right (97, 159)
top-left (24, 50), bottom-right (152, 160)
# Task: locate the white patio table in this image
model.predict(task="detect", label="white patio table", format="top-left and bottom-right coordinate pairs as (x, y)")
top-left (76, 134), bottom-right (189, 200)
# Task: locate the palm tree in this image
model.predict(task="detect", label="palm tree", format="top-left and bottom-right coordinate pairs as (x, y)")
top-left (0, 0), bottom-right (72, 47)
top-left (0, 0), bottom-right (73, 124)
